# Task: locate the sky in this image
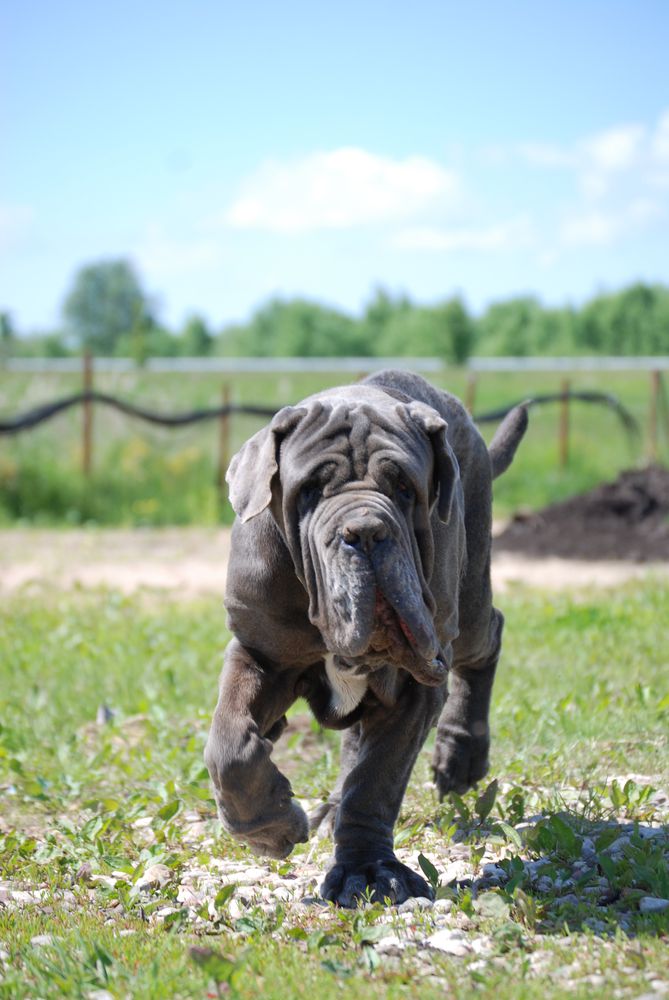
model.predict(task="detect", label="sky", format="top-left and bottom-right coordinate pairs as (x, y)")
top-left (2, 0), bottom-right (669, 333)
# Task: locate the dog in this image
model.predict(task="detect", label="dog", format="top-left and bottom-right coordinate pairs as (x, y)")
top-left (204, 370), bottom-right (527, 906)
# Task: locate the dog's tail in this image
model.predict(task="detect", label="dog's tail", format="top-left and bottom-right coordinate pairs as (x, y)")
top-left (488, 403), bottom-right (529, 480)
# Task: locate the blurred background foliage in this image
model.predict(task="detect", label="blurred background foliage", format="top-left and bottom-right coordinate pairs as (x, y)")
top-left (1, 257), bottom-right (669, 364)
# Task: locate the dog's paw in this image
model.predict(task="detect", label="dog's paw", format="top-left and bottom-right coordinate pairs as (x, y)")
top-left (432, 729), bottom-right (489, 797)
top-left (320, 857), bottom-right (434, 907)
top-left (242, 800), bottom-right (309, 860)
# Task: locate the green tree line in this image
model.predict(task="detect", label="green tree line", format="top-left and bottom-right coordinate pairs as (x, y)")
top-left (3, 259), bottom-right (669, 362)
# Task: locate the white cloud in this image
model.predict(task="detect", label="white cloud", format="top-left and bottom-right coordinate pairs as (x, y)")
top-left (560, 211), bottom-right (618, 246)
top-left (392, 216), bottom-right (533, 253)
top-left (516, 122), bottom-right (649, 199)
top-left (224, 147), bottom-right (460, 233)
top-left (651, 110), bottom-right (669, 163)
top-left (513, 113), bottom-right (669, 247)
top-left (580, 124), bottom-right (645, 172)
top-left (560, 198), bottom-right (664, 246)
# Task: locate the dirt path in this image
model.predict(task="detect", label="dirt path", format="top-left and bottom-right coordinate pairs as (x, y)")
top-left (1, 527), bottom-right (668, 596)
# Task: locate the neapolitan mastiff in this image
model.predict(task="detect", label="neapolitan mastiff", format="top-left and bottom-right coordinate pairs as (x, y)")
top-left (205, 370), bottom-right (528, 906)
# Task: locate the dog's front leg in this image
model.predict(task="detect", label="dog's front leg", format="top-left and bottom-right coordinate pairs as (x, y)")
top-left (321, 680), bottom-right (445, 906)
top-left (204, 638), bottom-right (308, 859)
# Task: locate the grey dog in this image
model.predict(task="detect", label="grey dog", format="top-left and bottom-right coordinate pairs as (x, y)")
top-left (204, 369), bottom-right (527, 906)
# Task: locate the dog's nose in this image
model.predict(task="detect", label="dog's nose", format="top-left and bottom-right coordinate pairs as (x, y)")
top-left (341, 514), bottom-right (388, 552)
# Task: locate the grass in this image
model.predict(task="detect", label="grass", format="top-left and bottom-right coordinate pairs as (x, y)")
top-left (1, 367), bottom-right (666, 524)
top-left (1, 580), bottom-right (668, 998)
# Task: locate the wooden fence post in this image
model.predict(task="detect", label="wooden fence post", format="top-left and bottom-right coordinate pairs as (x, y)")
top-left (464, 374), bottom-right (477, 415)
top-left (82, 352), bottom-right (93, 476)
top-left (647, 369), bottom-right (660, 463)
top-left (217, 383), bottom-right (231, 498)
top-left (559, 378), bottom-right (570, 468)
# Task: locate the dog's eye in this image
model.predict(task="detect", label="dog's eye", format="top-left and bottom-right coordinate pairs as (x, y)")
top-left (298, 482), bottom-right (322, 512)
top-left (396, 478), bottom-right (414, 502)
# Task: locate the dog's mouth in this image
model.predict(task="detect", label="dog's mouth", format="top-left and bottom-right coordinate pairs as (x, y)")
top-left (368, 590), bottom-right (414, 658)
top-left (366, 589), bottom-right (448, 686)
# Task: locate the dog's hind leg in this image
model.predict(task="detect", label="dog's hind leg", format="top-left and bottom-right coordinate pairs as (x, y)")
top-left (204, 638), bottom-right (309, 860)
top-left (308, 724), bottom-right (361, 837)
top-left (432, 608), bottom-right (504, 796)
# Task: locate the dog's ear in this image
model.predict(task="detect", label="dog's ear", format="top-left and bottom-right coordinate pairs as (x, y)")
top-left (407, 402), bottom-right (460, 523)
top-left (226, 406), bottom-right (306, 522)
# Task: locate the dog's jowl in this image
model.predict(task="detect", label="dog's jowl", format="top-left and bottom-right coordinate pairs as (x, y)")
top-left (204, 369), bottom-right (528, 906)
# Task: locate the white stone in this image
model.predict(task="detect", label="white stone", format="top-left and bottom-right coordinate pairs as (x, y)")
top-left (89, 875), bottom-right (117, 890)
top-left (605, 835), bottom-right (631, 855)
top-left (132, 816), bottom-right (153, 828)
top-left (470, 936), bottom-right (493, 955)
top-left (639, 896), bottom-right (669, 914)
top-left (10, 889), bottom-right (48, 905)
top-left (138, 863), bottom-right (172, 889)
top-left (482, 864), bottom-right (507, 881)
top-left (376, 934), bottom-right (408, 954)
top-left (432, 898), bottom-right (453, 913)
top-left (583, 975), bottom-right (606, 987)
top-left (555, 893), bottom-right (579, 907)
top-left (581, 837), bottom-right (596, 857)
top-left (427, 928), bottom-right (471, 956)
top-left (397, 896), bottom-right (433, 912)
top-left (225, 866), bottom-right (268, 886)
top-left (150, 905), bottom-right (181, 923)
top-left (30, 935), bottom-right (55, 948)
top-left (176, 886), bottom-right (202, 906)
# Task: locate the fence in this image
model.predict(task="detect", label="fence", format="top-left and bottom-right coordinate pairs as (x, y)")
top-left (2, 356), bottom-right (660, 495)
top-left (5, 355), bottom-right (669, 374)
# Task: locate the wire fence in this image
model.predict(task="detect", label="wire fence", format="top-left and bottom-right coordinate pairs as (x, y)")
top-left (2, 351), bottom-right (656, 496)
top-left (0, 387), bottom-right (639, 437)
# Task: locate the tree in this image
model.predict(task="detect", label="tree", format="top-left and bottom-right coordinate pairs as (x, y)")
top-left (577, 283), bottom-right (669, 355)
top-left (181, 314), bottom-right (214, 356)
top-left (223, 298), bottom-right (368, 357)
top-left (63, 259), bottom-right (154, 354)
top-left (374, 297), bottom-right (474, 363)
top-left (362, 287), bottom-right (412, 348)
top-left (477, 297), bottom-right (543, 356)
top-left (440, 298), bottom-right (475, 364)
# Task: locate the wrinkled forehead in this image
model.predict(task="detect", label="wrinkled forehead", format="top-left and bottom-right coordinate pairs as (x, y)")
top-left (279, 392), bottom-right (432, 486)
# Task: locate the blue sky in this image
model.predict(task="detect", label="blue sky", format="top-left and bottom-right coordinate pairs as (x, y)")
top-left (3, 0), bottom-right (668, 332)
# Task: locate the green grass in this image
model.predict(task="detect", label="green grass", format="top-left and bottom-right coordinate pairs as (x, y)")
top-left (1, 581), bottom-right (668, 997)
top-left (1, 367), bottom-right (666, 524)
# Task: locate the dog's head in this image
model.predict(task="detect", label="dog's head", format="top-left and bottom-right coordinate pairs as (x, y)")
top-left (226, 389), bottom-right (462, 685)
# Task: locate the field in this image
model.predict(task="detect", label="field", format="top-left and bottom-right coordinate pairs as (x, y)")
top-left (1, 366), bottom-right (666, 525)
top-left (1, 365), bottom-right (668, 998)
top-left (1, 573), bottom-right (668, 999)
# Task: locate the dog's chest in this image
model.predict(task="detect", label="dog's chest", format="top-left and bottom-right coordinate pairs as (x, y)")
top-left (324, 654), bottom-right (368, 717)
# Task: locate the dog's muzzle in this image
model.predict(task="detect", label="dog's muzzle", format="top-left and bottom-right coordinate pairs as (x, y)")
top-left (304, 493), bottom-right (449, 686)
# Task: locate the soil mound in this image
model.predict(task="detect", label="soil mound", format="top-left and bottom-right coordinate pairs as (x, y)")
top-left (494, 465), bottom-right (669, 562)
